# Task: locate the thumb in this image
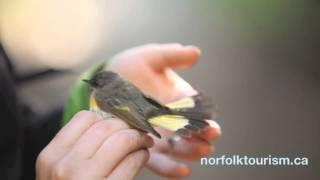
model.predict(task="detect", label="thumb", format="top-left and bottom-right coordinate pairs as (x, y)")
top-left (148, 44), bottom-right (201, 71)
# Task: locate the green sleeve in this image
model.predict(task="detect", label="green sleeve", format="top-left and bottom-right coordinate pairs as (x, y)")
top-left (62, 61), bottom-right (106, 125)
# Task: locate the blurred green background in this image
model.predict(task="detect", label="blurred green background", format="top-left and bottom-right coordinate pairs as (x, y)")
top-left (20, 0), bottom-right (319, 179)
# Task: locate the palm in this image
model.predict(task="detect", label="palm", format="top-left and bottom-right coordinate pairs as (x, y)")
top-left (107, 44), bottom-right (198, 103)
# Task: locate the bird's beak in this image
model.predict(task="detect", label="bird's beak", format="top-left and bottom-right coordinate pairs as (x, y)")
top-left (82, 79), bottom-right (91, 84)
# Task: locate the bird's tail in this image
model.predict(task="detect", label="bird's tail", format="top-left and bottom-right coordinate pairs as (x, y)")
top-left (148, 94), bottom-right (215, 137)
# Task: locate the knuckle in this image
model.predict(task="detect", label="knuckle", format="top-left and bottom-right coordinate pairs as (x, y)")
top-left (115, 129), bottom-right (142, 147)
top-left (127, 129), bottom-right (142, 138)
top-left (137, 149), bottom-right (150, 162)
top-left (129, 150), bottom-right (150, 169)
top-left (74, 110), bottom-right (91, 117)
top-left (108, 118), bottom-right (130, 129)
top-left (91, 120), bottom-right (113, 135)
top-left (111, 129), bottom-right (153, 150)
top-left (86, 120), bottom-right (133, 143)
top-left (73, 110), bottom-right (98, 123)
top-left (52, 161), bottom-right (73, 179)
top-left (36, 149), bottom-right (49, 168)
top-left (92, 119), bottom-right (129, 134)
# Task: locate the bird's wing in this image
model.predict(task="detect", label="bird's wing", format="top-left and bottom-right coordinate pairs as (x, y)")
top-left (101, 97), bottom-right (161, 138)
top-left (142, 94), bottom-right (166, 109)
top-left (148, 93), bottom-right (215, 137)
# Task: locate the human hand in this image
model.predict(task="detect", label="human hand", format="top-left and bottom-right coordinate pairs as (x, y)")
top-left (36, 111), bottom-right (153, 180)
top-left (108, 44), bottom-right (221, 178)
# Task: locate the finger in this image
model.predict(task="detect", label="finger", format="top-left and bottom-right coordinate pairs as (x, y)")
top-left (51, 111), bottom-right (100, 148)
top-left (194, 120), bottom-right (221, 142)
top-left (67, 119), bottom-right (131, 160)
top-left (36, 111), bottom-right (100, 179)
top-left (107, 149), bottom-right (149, 180)
top-left (90, 129), bottom-right (154, 176)
top-left (39, 111), bottom-right (100, 163)
top-left (152, 135), bottom-right (213, 161)
top-left (147, 151), bottom-right (191, 178)
top-left (155, 120), bottom-right (221, 143)
top-left (148, 44), bottom-right (201, 71)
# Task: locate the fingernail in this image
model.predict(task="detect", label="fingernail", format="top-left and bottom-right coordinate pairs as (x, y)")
top-left (206, 120), bottom-right (222, 135)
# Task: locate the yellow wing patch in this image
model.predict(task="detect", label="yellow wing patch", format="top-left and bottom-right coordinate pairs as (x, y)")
top-left (114, 106), bottom-right (130, 112)
top-left (165, 97), bottom-right (195, 109)
top-left (148, 115), bottom-right (189, 131)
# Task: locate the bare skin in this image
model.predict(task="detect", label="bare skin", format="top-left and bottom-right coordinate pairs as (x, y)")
top-left (36, 111), bottom-right (153, 180)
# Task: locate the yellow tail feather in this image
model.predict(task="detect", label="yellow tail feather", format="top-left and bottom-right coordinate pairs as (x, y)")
top-left (148, 115), bottom-right (189, 131)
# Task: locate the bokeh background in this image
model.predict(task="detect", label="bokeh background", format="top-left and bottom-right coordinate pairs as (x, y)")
top-left (18, 0), bottom-right (320, 179)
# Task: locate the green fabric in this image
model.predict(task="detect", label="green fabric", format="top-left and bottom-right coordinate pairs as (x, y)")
top-left (62, 61), bottom-right (106, 125)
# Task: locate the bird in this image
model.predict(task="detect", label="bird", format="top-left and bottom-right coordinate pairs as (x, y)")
top-left (83, 70), bottom-right (214, 138)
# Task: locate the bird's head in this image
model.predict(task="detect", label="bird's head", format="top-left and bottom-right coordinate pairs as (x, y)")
top-left (83, 71), bottom-right (119, 88)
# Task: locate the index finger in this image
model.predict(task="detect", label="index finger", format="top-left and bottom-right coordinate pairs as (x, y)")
top-left (50, 111), bottom-right (100, 150)
top-left (147, 44), bottom-right (201, 71)
top-left (37, 111), bottom-right (101, 172)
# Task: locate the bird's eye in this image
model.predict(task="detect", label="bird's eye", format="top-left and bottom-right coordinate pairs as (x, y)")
top-left (94, 81), bottom-right (100, 87)
top-left (112, 99), bottom-right (121, 106)
top-left (106, 99), bottom-right (121, 106)
top-left (96, 79), bottom-right (105, 86)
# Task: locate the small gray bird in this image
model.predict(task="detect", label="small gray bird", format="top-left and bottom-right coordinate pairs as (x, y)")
top-left (84, 71), bottom-right (214, 138)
